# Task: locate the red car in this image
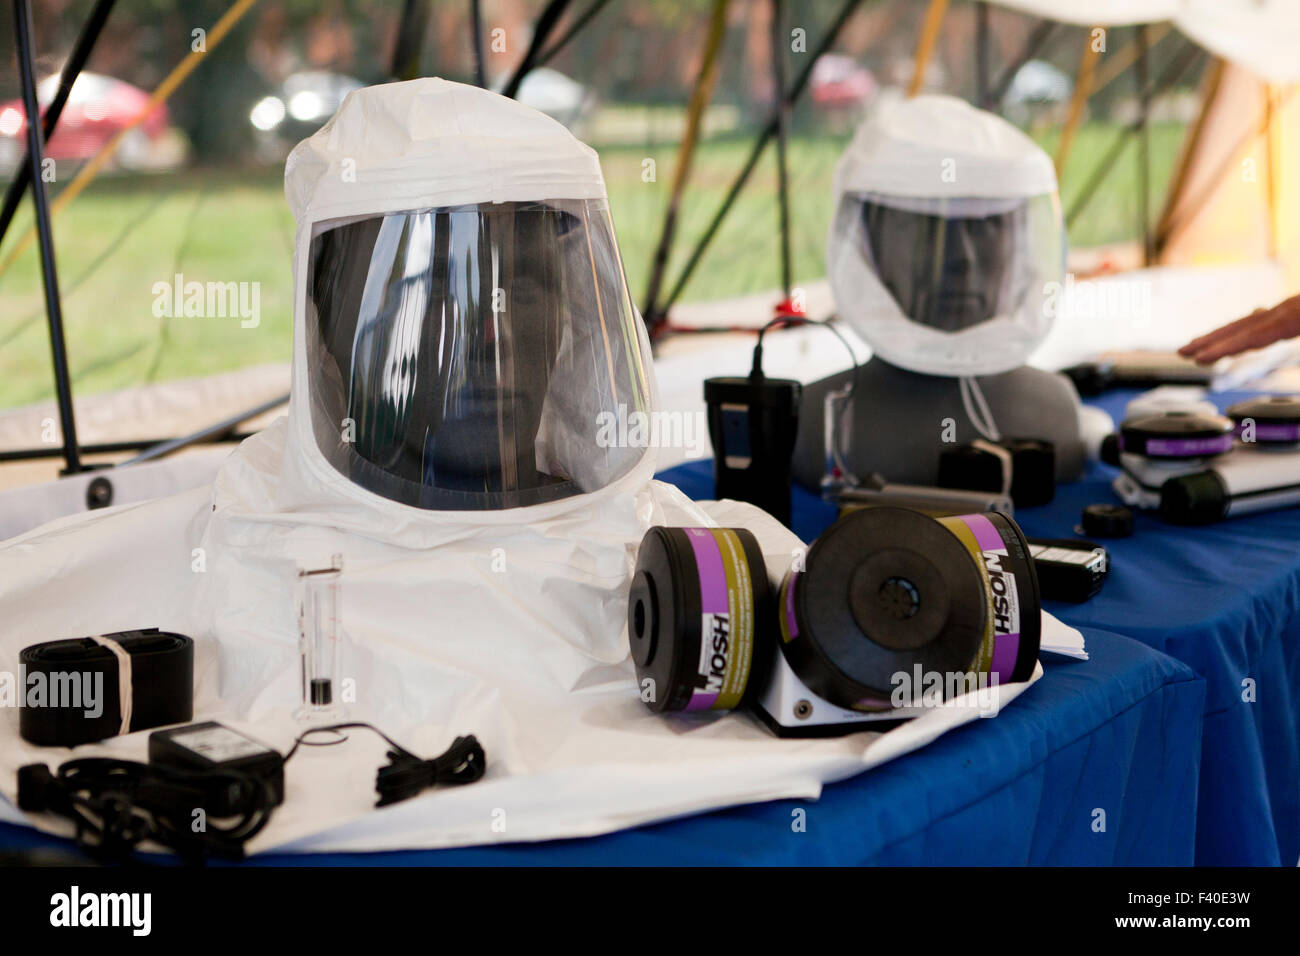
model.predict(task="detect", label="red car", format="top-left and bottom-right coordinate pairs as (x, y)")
top-left (0, 71), bottom-right (169, 169)
top-left (810, 53), bottom-right (876, 108)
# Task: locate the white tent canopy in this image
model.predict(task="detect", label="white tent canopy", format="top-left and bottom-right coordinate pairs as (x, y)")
top-left (988, 0), bottom-right (1300, 84)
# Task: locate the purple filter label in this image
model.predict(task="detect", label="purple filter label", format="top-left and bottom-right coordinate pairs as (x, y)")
top-left (1238, 422), bottom-right (1300, 443)
top-left (955, 513), bottom-right (1021, 682)
top-left (1136, 435), bottom-right (1232, 457)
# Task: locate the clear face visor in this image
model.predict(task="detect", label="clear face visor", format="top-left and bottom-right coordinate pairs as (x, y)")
top-left (828, 191), bottom-right (1064, 376)
top-left (861, 199), bottom-right (1024, 332)
top-left (304, 198), bottom-right (652, 511)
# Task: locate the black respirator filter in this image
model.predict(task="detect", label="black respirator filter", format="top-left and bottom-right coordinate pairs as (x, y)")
top-left (1227, 395), bottom-right (1300, 445)
top-left (1113, 400), bottom-right (1300, 525)
top-left (779, 508), bottom-right (1040, 706)
top-left (1119, 410), bottom-right (1234, 459)
top-left (937, 438), bottom-right (1055, 507)
top-left (628, 527), bottom-right (775, 713)
top-left (628, 508), bottom-right (1041, 718)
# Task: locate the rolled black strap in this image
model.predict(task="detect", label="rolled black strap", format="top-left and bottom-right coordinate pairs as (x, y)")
top-left (18, 628), bottom-right (193, 747)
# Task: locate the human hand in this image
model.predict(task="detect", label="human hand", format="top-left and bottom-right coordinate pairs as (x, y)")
top-left (1179, 293), bottom-right (1300, 365)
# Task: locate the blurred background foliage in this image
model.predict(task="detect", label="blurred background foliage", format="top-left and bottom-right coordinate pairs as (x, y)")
top-left (0, 0), bottom-right (1206, 407)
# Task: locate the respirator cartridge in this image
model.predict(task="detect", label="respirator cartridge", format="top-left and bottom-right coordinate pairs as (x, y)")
top-left (628, 527), bottom-right (774, 713)
top-left (1108, 398), bottom-right (1300, 524)
top-left (1227, 395), bottom-right (1300, 445)
top-left (628, 507), bottom-right (1040, 726)
top-left (1119, 409), bottom-right (1234, 459)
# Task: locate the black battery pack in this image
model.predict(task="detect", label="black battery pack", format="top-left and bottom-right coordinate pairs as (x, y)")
top-left (938, 438), bottom-right (1056, 507)
top-left (1026, 537), bottom-right (1109, 603)
top-left (148, 721), bottom-right (285, 815)
top-left (704, 375), bottom-right (801, 527)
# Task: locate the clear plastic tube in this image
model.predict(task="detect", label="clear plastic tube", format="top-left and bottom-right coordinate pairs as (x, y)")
top-left (821, 385), bottom-right (858, 499)
top-left (296, 554), bottom-right (345, 723)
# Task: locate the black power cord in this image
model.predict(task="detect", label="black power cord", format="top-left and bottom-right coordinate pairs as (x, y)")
top-left (18, 723), bottom-right (487, 863)
top-left (750, 314), bottom-right (861, 482)
top-left (18, 757), bottom-right (274, 864)
top-left (282, 723), bottom-right (486, 807)
top-left (749, 314), bottom-right (859, 394)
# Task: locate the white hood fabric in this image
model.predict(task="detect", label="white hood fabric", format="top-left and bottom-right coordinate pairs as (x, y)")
top-left (987, 0), bottom-right (1300, 85)
top-left (285, 78), bottom-right (606, 226)
top-left (828, 95), bottom-right (1065, 377)
top-left (832, 94), bottom-right (1057, 201)
top-left (0, 80), bottom-right (1065, 855)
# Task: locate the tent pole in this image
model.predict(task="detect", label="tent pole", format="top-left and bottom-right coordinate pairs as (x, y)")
top-left (501, 0), bottom-right (574, 99)
top-left (986, 19), bottom-right (1056, 111)
top-left (908, 0), bottom-right (948, 97)
top-left (1154, 57), bottom-right (1224, 252)
top-left (641, 0), bottom-right (730, 330)
top-left (0, 0), bottom-right (115, 252)
top-left (122, 394), bottom-right (289, 466)
top-left (1264, 83), bottom-right (1280, 260)
top-left (1089, 22), bottom-right (1170, 98)
top-left (13, 0), bottom-right (82, 474)
top-left (770, 0), bottom-right (793, 301)
top-left (0, 0), bottom-right (263, 281)
top-left (975, 2), bottom-right (990, 108)
top-left (389, 0), bottom-right (430, 80)
top-left (1066, 42), bottom-right (1204, 228)
top-left (0, 436), bottom-right (255, 464)
top-left (469, 0), bottom-right (486, 87)
top-left (537, 0), bottom-right (615, 66)
top-left (1055, 27), bottom-right (1102, 179)
top-left (1160, 83), bottom-right (1297, 253)
top-left (1136, 25), bottom-right (1152, 266)
top-left (657, 0), bottom-right (866, 319)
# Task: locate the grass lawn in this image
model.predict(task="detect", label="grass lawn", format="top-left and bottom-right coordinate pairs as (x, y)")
top-left (0, 120), bottom-right (1186, 409)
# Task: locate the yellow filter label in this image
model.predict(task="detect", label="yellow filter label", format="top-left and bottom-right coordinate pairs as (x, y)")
top-left (691, 528), bottom-right (754, 711)
top-left (936, 515), bottom-right (996, 676)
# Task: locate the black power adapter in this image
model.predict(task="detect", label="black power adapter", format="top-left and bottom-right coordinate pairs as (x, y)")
top-left (149, 722), bottom-right (285, 816)
top-left (19, 721), bottom-right (484, 863)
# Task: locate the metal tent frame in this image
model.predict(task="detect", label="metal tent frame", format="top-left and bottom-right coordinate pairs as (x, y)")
top-left (0, 0), bottom-right (1225, 479)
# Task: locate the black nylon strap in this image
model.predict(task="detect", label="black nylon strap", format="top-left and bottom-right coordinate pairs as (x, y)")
top-left (18, 628), bottom-right (193, 746)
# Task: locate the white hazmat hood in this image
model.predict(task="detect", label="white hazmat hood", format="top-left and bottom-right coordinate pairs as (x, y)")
top-left (828, 95), bottom-right (1065, 377)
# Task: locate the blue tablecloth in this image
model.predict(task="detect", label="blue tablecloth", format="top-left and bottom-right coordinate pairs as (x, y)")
top-left (0, 628), bottom-right (1202, 865)
top-left (671, 387), bottom-right (1300, 865)
top-left (5, 388), bottom-right (1251, 865)
top-left (1017, 389), bottom-right (1300, 865)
